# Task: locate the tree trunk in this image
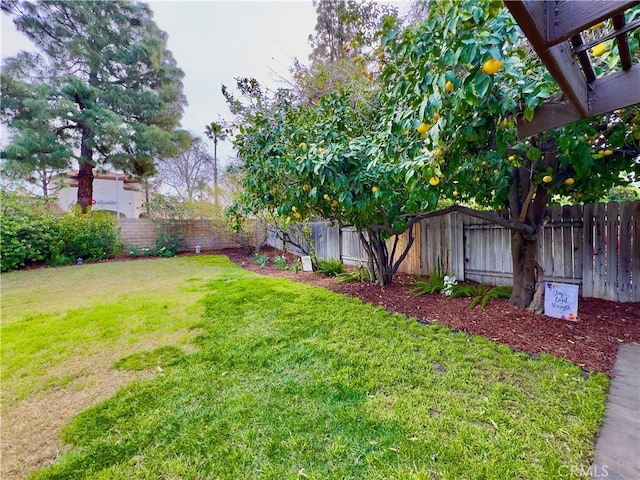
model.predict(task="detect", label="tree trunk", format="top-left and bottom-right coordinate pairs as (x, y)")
top-left (77, 126), bottom-right (94, 213)
top-left (509, 230), bottom-right (538, 308)
top-left (213, 138), bottom-right (219, 209)
top-left (360, 225), bottom-right (415, 286)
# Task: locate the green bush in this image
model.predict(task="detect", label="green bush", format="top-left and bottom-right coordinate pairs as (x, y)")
top-left (52, 207), bottom-right (123, 263)
top-left (0, 192), bottom-right (123, 272)
top-left (0, 191), bottom-right (59, 272)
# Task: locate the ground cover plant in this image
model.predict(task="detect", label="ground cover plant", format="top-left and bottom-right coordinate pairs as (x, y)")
top-left (2, 255), bottom-right (609, 479)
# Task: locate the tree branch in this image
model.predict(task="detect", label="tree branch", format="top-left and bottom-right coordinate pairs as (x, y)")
top-left (412, 205), bottom-right (536, 235)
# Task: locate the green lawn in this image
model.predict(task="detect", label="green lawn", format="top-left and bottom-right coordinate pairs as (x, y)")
top-left (2, 255), bottom-right (607, 479)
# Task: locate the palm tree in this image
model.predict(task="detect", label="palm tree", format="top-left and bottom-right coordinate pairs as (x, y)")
top-left (204, 121), bottom-right (229, 208)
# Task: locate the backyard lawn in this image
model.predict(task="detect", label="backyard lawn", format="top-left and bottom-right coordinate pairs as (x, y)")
top-left (2, 255), bottom-right (608, 479)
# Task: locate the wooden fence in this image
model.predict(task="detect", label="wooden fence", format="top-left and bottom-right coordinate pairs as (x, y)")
top-left (266, 201), bottom-right (639, 302)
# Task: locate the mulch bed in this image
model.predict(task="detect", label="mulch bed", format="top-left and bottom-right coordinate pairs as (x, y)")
top-left (217, 247), bottom-right (640, 377)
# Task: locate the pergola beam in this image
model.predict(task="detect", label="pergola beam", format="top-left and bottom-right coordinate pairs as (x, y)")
top-left (506, 1), bottom-right (589, 117)
top-left (506, 1), bottom-right (640, 137)
top-left (517, 64), bottom-right (640, 137)
top-left (546, 0), bottom-right (639, 47)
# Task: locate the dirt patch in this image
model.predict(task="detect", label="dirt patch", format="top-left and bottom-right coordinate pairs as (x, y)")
top-left (219, 247), bottom-right (640, 377)
top-left (1, 330), bottom-right (197, 480)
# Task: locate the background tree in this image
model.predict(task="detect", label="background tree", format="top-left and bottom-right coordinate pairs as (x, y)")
top-left (153, 135), bottom-right (214, 202)
top-left (1, 0), bottom-right (186, 211)
top-left (204, 120), bottom-right (231, 208)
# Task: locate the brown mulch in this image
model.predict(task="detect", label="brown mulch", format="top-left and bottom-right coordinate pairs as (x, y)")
top-left (218, 247), bottom-right (640, 377)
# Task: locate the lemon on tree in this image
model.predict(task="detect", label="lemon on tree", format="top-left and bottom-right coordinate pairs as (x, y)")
top-left (417, 122), bottom-right (429, 134)
top-left (482, 58), bottom-right (503, 74)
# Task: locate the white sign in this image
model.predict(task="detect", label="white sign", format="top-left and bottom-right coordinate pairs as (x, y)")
top-left (301, 256), bottom-right (313, 272)
top-left (544, 282), bottom-right (579, 321)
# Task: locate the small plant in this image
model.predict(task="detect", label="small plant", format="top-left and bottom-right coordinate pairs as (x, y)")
top-left (449, 283), bottom-right (513, 309)
top-left (287, 258), bottom-right (302, 273)
top-left (272, 255), bottom-right (287, 270)
top-left (315, 258), bottom-right (346, 277)
top-left (254, 252), bottom-right (268, 267)
top-left (336, 265), bottom-right (371, 283)
top-left (410, 261), bottom-right (448, 296)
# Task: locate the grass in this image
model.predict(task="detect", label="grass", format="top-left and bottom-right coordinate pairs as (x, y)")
top-left (1, 256), bottom-right (233, 406)
top-left (2, 256), bottom-right (608, 479)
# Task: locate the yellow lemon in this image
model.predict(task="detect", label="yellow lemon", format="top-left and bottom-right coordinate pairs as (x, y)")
top-left (429, 176), bottom-right (440, 186)
top-left (372, 186), bottom-right (379, 193)
top-left (482, 58), bottom-right (503, 75)
top-left (591, 43), bottom-right (608, 57)
top-left (564, 178), bottom-right (575, 185)
top-left (433, 112), bottom-right (440, 121)
top-left (434, 149), bottom-right (443, 157)
top-left (508, 155), bottom-right (516, 162)
top-left (604, 149), bottom-right (613, 156)
top-left (445, 80), bottom-right (454, 92)
top-left (323, 193), bottom-right (331, 201)
top-left (542, 175), bottom-right (553, 183)
top-left (453, 190), bottom-right (459, 196)
top-left (302, 183), bottom-right (310, 191)
top-left (417, 122), bottom-right (429, 134)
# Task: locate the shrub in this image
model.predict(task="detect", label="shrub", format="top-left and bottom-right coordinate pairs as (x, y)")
top-left (0, 191), bottom-right (59, 272)
top-left (52, 207), bottom-right (123, 263)
top-left (315, 258), bottom-right (346, 277)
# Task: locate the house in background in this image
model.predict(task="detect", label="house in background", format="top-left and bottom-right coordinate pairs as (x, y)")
top-left (55, 171), bottom-right (146, 218)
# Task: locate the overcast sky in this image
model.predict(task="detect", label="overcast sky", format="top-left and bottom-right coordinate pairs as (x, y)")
top-left (1, 0), bottom-right (319, 164)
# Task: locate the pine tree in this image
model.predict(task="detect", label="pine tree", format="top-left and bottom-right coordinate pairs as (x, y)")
top-left (1, 0), bottom-right (186, 211)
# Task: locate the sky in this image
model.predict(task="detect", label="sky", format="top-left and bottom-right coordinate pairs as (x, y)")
top-left (0, 0), bottom-right (319, 165)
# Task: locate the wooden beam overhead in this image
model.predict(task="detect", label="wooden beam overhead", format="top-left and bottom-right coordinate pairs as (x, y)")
top-left (517, 64), bottom-right (640, 137)
top-left (546, 0), bottom-right (639, 46)
top-left (570, 34), bottom-right (596, 82)
top-left (506, 2), bottom-right (589, 117)
top-left (613, 14), bottom-right (633, 71)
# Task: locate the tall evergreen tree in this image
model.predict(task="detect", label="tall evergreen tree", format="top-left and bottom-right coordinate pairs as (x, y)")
top-left (0, 0), bottom-right (186, 211)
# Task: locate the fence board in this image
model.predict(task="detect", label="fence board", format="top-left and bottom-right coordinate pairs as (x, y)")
top-left (570, 204), bottom-right (583, 285)
top-left (582, 203), bottom-right (595, 297)
top-left (632, 201), bottom-right (640, 302)
top-left (561, 205), bottom-right (573, 279)
top-left (618, 201), bottom-right (633, 302)
top-left (593, 203), bottom-right (607, 298)
top-left (606, 202), bottom-right (619, 300)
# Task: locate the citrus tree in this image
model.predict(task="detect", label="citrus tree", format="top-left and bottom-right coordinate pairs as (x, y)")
top-left (226, 83), bottom-right (436, 285)
top-left (374, 1), bottom-right (640, 308)
top-left (227, 0), bottom-right (639, 300)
